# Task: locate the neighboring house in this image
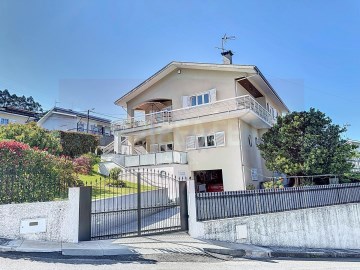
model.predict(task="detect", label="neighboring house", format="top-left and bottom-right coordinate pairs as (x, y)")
top-left (37, 107), bottom-right (112, 139)
top-left (111, 52), bottom-right (289, 192)
top-left (349, 140), bottom-right (360, 172)
top-left (0, 106), bottom-right (37, 125)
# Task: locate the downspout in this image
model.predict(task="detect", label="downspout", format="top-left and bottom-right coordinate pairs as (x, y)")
top-left (237, 119), bottom-right (246, 190)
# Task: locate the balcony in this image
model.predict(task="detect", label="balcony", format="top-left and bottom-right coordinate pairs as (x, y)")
top-left (112, 95), bottom-right (276, 134)
top-left (125, 151), bottom-right (187, 167)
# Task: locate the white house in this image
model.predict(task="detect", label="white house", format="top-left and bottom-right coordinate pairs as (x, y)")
top-left (0, 107), bottom-right (37, 125)
top-left (349, 140), bottom-right (360, 172)
top-left (38, 107), bottom-right (112, 136)
top-left (109, 52), bottom-right (289, 192)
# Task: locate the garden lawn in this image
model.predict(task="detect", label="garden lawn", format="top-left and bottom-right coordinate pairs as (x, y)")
top-left (78, 164), bottom-right (156, 199)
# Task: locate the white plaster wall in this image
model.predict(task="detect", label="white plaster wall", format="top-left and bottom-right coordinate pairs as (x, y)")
top-left (174, 119), bottom-right (245, 191)
top-left (41, 114), bottom-right (78, 131)
top-left (126, 69), bottom-right (244, 113)
top-left (0, 112), bottom-right (31, 124)
top-left (197, 203), bottom-right (360, 249)
top-left (0, 188), bottom-right (81, 243)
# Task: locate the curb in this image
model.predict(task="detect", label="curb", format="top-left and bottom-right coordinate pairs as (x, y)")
top-left (271, 251), bottom-right (360, 259)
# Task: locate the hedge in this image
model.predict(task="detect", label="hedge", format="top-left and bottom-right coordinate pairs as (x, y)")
top-left (0, 140), bottom-right (82, 204)
top-left (55, 131), bottom-right (99, 158)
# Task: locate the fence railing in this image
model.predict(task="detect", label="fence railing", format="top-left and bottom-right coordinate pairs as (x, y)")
top-left (124, 151), bottom-right (188, 167)
top-left (0, 174), bottom-right (72, 205)
top-left (111, 95), bottom-right (276, 132)
top-left (195, 183), bottom-right (360, 221)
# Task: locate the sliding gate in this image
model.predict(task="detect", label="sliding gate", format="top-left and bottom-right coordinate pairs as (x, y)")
top-left (90, 169), bottom-right (188, 240)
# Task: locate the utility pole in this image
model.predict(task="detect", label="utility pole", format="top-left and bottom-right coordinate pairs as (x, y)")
top-left (87, 110), bottom-right (90, 133)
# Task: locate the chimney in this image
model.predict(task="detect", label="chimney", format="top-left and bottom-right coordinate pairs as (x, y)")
top-left (221, 50), bottom-right (233, 64)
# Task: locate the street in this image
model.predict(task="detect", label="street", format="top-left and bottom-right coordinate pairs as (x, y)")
top-left (0, 253), bottom-right (360, 270)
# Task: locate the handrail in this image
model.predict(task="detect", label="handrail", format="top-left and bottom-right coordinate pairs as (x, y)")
top-left (112, 95), bottom-right (275, 131)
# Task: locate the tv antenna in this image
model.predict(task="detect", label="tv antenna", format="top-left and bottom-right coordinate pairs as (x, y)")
top-left (216, 34), bottom-right (236, 52)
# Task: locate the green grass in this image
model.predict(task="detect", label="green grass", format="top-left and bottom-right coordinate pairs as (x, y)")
top-left (78, 164), bottom-right (156, 199)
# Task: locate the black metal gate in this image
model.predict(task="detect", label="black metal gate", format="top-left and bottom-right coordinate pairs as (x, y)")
top-left (89, 169), bottom-right (188, 240)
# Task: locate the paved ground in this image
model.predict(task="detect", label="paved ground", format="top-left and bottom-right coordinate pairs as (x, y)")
top-left (0, 252), bottom-right (360, 270)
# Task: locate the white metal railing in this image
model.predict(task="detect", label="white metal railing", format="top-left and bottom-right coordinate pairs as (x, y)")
top-left (112, 95), bottom-right (276, 131)
top-left (124, 151), bottom-right (188, 167)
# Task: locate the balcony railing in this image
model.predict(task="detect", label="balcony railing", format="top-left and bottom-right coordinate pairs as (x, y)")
top-left (112, 95), bottom-right (276, 131)
top-left (124, 151), bottom-right (187, 167)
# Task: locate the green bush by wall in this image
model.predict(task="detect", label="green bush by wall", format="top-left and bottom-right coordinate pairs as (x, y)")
top-left (55, 131), bottom-right (99, 158)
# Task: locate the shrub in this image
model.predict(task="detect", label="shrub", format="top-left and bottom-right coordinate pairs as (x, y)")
top-left (263, 178), bottom-right (285, 189)
top-left (106, 179), bottom-right (126, 188)
top-left (54, 131), bottom-right (99, 158)
top-left (109, 167), bottom-right (122, 180)
top-left (0, 140), bottom-right (82, 204)
top-left (73, 156), bottom-right (92, 175)
top-left (81, 153), bottom-right (100, 167)
top-left (0, 122), bottom-right (62, 155)
top-left (246, 184), bottom-right (256, 190)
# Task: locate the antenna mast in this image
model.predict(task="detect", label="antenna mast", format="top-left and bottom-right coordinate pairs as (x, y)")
top-left (216, 34), bottom-right (236, 52)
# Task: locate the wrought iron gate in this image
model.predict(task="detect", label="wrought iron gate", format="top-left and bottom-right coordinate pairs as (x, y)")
top-left (90, 169), bottom-right (187, 240)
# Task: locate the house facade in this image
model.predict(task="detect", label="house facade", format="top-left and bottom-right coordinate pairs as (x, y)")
top-left (349, 140), bottom-right (360, 172)
top-left (38, 107), bottom-right (112, 136)
top-left (0, 107), bottom-right (37, 125)
top-left (111, 55), bottom-right (289, 192)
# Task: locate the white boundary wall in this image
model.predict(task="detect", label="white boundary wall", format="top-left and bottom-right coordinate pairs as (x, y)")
top-left (0, 188), bottom-right (82, 243)
top-left (187, 180), bottom-right (360, 249)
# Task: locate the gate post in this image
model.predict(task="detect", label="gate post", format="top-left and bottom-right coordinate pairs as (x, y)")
top-left (179, 181), bottom-right (189, 231)
top-left (78, 186), bottom-right (92, 241)
top-left (137, 172), bottom-right (142, 236)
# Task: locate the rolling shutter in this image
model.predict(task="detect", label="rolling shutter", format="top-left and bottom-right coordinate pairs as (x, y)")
top-left (186, 136), bottom-right (196, 150)
top-left (215, 131), bottom-right (225, 147)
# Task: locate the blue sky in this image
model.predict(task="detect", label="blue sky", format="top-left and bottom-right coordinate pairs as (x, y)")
top-left (0, 0), bottom-right (359, 138)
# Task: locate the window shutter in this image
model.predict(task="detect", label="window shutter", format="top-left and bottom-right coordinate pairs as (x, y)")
top-left (186, 136), bottom-right (196, 150)
top-left (209, 88), bottom-right (217, 103)
top-left (215, 131), bottom-right (225, 147)
top-left (150, 144), bottom-right (159, 153)
top-left (182, 96), bottom-right (190, 108)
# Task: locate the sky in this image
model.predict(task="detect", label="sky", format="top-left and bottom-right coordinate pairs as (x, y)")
top-left (0, 0), bottom-right (359, 139)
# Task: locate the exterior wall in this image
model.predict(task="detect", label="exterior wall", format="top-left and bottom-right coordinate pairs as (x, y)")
top-left (127, 69), bottom-right (248, 114)
top-left (239, 121), bottom-right (266, 188)
top-left (0, 188), bottom-right (82, 243)
top-left (41, 113), bottom-right (78, 131)
top-left (187, 181), bottom-right (360, 249)
top-left (145, 132), bottom-right (174, 152)
top-left (174, 118), bottom-right (245, 191)
top-left (0, 112), bottom-right (31, 124)
top-left (40, 113), bottom-right (111, 133)
top-left (198, 203), bottom-right (360, 249)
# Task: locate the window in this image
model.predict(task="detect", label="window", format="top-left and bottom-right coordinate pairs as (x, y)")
top-left (183, 89), bottom-right (216, 108)
top-left (248, 135), bottom-right (253, 147)
top-left (191, 92), bottom-right (211, 107)
top-left (187, 131), bottom-right (225, 150)
top-left (0, 118), bottom-right (9, 125)
top-left (159, 143), bottom-right (173, 152)
top-left (207, 135), bottom-right (215, 147)
top-left (197, 135), bottom-right (216, 148)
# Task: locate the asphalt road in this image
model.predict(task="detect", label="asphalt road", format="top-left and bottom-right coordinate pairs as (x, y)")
top-left (0, 252), bottom-right (360, 270)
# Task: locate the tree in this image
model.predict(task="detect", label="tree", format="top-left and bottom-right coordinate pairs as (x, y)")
top-left (0, 122), bottom-right (62, 155)
top-left (0, 89), bottom-right (43, 112)
top-left (258, 108), bottom-right (356, 181)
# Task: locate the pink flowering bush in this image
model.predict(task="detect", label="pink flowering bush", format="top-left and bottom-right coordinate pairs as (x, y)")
top-left (0, 140), bottom-right (82, 204)
top-left (73, 156), bottom-right (92, 175)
